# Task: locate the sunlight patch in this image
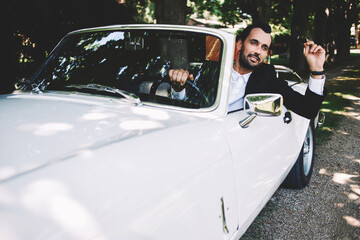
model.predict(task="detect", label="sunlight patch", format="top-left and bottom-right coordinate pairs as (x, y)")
top-left (81, 112), bottom-right (117, 121)
top-left (120, 120), bottom-right (164, 130)
top-left (336, 130), bottom-right (350, 136)
top-left (334, 92), bottom-right (360, 101)
top-left (335, 203), bottom-right (344, 208)
top-left (319, 168), bottom-right (329, 175)
top-left (339, 111), bottom-right (360, 119)
top-left (350, 184), bottom-right (360, 195)
top-left (131, 108), bottom-right (170, 120)
top-left (34, 123), bottom-right (74, 136)
top-left (343, 216), bottom-right (360, 227)
top-left (320, 108), bottom-right (332, 113)
top-left (347, 192), bottom-right (359, 201)
top-left (319, 127), bottom-right (333, 132)
top-left (332, 173), bottom-right (359, 185)
top-left (21, 179), bottom-right (106, 239)
top-left (0, 167), bottom-right (16, 181)
top-left (344, 106), bottom-right (355, 111)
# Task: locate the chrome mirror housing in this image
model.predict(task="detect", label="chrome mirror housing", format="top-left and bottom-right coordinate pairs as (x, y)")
top-left (240, 93), bottom-right (283, 128)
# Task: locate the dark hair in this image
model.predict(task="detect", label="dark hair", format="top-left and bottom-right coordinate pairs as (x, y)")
top-left (236, 23), bottom-right (272, 42)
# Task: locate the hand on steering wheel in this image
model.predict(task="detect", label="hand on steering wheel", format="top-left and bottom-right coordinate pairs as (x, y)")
top-left (149, 70), bottom-right (210, 105)
top-left (168, 69), bottom-right (194, 92)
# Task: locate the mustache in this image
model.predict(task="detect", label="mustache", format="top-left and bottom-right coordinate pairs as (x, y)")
top-left (248, 53), bottom-right (260, 61)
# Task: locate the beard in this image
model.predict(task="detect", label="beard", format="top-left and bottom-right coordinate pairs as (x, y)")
top-left (238, 49), bottom-right (262, 70)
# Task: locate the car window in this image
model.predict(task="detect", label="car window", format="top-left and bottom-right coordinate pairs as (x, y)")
top-left (30, 29), bottom-right (223, 109)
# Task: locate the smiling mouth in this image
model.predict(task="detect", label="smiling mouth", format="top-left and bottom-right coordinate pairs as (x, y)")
top-left (249, 54), bottom-right (260, 63)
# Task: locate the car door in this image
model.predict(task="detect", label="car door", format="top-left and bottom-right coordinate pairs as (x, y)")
top-left (222, 108), bottom-right (301, 233)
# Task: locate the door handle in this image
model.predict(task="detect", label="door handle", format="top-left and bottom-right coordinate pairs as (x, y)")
top-left (283, 111), bottom-right (292, 124)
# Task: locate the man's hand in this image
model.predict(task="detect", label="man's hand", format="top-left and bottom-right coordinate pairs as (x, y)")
top-left (304, 40), bottom-right (326, 79)
top-left (169, 69), bottom-right (194, 92)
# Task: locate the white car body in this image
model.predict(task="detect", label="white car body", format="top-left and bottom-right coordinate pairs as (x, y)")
top-left (1, 25), bottom-right (312, 240)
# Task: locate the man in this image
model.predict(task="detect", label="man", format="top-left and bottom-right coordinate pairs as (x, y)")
top-left (169, 23), bottom-right (326, 119)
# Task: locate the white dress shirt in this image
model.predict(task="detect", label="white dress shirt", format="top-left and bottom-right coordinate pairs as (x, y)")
top-left (228, 69), bottom-right (251, 112)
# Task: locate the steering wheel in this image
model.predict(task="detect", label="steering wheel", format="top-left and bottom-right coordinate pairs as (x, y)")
top-left (149, 75), bottom-right (210, 106)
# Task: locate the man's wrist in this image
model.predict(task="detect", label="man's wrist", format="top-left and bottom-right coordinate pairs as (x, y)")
top-left (310, 70), bottom-right (324, 75)
top-left (310, 69), bottom-right (324, 79)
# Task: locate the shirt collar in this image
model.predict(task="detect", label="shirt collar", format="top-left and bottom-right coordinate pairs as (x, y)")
top-left (232, 68), bottom-right (252, 83)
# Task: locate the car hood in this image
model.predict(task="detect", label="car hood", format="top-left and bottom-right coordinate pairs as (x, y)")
top-left (0, 92), bottom-right (203, 182)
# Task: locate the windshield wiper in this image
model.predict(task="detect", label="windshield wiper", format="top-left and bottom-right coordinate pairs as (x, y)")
top-left (65, 84), bottom-right (142, 106)
top-left (16, 79), bottom-right (43, 94)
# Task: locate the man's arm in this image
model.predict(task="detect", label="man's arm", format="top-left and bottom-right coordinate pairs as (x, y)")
top-left (278, 39), bottom-right (327, 119)
top-left (304, 40), bottom-right (326, 95)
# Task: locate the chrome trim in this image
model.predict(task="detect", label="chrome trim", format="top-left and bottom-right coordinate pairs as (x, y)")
top-left (244, 93), bottom-right (283, 116)
top-left (240, 94), bottom-right (283, 128)
top-left (317, 111), bottom-right (325, 128)
top-left (303, 125), bottom-right (314, 176)
top-left (274, 64), bottom-right (306, 84)
top-left (239, 114), bottom-right (256, 128)
top-left (220, 197), bottom-right (229, 234)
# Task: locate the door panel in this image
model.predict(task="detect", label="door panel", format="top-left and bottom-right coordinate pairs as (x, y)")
top-left (223, 109), bottom-right (300, 232)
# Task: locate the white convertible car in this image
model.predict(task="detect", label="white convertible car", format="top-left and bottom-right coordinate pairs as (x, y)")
top-left (1, 25), bottom-right (322, 239)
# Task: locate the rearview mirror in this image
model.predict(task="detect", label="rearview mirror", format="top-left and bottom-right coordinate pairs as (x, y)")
top-left (240, 93), bottom-right (283, 128)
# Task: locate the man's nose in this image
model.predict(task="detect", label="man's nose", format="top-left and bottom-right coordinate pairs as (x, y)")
top-left (254, 45), bottom-right (261, 54)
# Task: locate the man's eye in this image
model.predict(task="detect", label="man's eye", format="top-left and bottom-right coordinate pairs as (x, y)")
top-left (262, 46), bottom-right (269, 51)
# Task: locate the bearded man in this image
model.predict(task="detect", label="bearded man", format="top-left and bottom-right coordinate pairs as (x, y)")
top-left (169, 23), bottom-right (327, 118)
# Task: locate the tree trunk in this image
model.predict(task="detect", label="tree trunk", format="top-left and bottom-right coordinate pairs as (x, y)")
top-left (335, 0), bottom-right (347, 60)
top-left (0, 0), bottom-right (15, 93)
top-left (314, 0), bottom-right (328, 47)
top-left (289, 0), bottom-right (309, 72)
top-left (153, 0), bottom-right (188, 24)
top-left (254, 0), bottom-right (271, 24)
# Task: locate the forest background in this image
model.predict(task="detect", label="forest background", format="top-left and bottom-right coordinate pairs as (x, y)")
top-left (0, 0), bottom-right (359, 93)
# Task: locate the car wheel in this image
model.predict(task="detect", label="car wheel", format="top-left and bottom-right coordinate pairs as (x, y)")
top-left (282, 122), bottom-right (315, 189)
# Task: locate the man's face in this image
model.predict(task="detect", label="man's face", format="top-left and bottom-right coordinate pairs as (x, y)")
top-left (236, 28), bottom-right (272, 70)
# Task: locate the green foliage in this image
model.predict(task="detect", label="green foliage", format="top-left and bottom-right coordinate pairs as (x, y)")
top-left (8, 0), bottom-right (144, 80)
top-left (269, 1), bottom-right (292, 26)
top-left (190, 0), bottom-right (249, 26)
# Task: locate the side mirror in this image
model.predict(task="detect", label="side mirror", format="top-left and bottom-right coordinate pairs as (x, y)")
top-left (240, 93), bottom-right (283, 128)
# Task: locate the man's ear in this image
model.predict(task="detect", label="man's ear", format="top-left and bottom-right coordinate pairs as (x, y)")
top-left (234, 40), bottom-right (242, 60)
top-left (235, 40), bottom-right (242, 51)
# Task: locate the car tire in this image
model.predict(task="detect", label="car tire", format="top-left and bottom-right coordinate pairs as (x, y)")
top-left (282, 121), bottom-right (315, 189)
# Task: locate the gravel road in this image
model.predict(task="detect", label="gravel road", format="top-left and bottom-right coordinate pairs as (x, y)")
top-left (241, 57), bottom-right (360, 240)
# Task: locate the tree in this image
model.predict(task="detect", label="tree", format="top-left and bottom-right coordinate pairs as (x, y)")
top-left (0, 0), bottom-right (15, 93)
top-left (335, 0), bottom-right (360, 59)
top-left (152, 0), bottom-right (189, 24)
top-left (2, 0), bottom-right (140, 87)
top-left (289, 0), bottom-right (310, 72)
top-left (314, 0), bottom-right (329, 47)
top-left (190, 0), bottom-right (273, 26)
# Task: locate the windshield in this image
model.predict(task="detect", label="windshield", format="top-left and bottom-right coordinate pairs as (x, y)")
top-left (30, 29), bottom-right (223, 109)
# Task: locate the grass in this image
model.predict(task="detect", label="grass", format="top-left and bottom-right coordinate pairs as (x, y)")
top-left (315, 67), bottom-right (360, 144)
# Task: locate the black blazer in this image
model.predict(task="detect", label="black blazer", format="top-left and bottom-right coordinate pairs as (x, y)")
top-left (245, 63), bottom-right (327, 119)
